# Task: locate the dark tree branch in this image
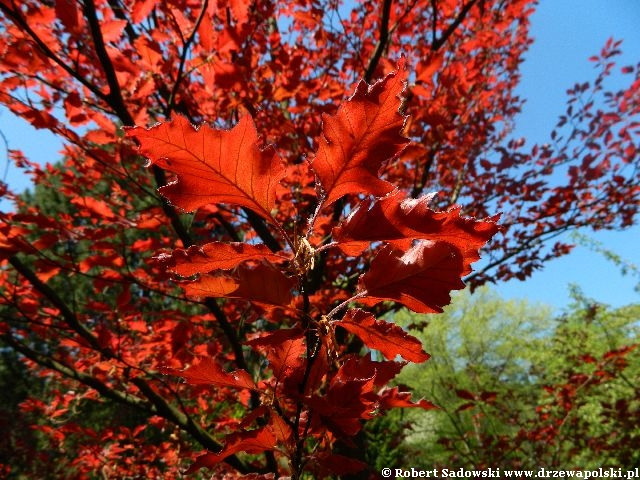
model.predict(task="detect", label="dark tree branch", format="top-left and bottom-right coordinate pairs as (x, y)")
top-left (364, 0), bottom-right (394, 83)
top-left (82, 0), bottom-right (135, 125)
top-left (8, 255), bottom-right (115, 359)
top-left (166, 0), bottom-right (209, 116)
top-left (0, 2), bottom-right (107, 102)
top-left (432, 0), bottom-right (478, 51)
top-left (2, 333), bottom-right (148, 409)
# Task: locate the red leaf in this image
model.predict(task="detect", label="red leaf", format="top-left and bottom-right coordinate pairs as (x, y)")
top-left (311, 61), bottom-right (409, 207)
top-left (127, 114), bottom-right (286, 221)
top-left (337, 309), bottom-right (429, 363)
top-left (309, 356), bottom-right (378, 436)
top-left (186, 426), bottom-right (276, 473)
top-left (333, 189), bottom-right (500, 257)
top-left (157, 242), bottom-right (285, 276)
top-left (246, 328), bottom-right (306, 382)
top-left (183, 262), bottom-right (295, 307)
top-left (70, 197), bottom-right (116, 220)
top-left (359, 241), bottom-right (467, 313)
top-left (55, 0), bottom-right (82, 34)
top-left (455, 389), bottom-right (476, 401)
top-left (161, 356), bottom-right (256, 390)
top-left (378, 387), bottom-right (439, 411)
top-left (131, 0), bottom-right (156, 23)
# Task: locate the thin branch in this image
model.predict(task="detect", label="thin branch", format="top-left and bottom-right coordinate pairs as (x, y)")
top-left (82, 0), bottom-right (135, 125)
top-left (432, 0), bottom-right (478, 51)
top-left (2, 333), bottom-right (148, 410)
top-left (364, 0), bottom-right (394, 83)
top-left (166, 0), bottom-right (209, 116)
top-left (8, 255), bottom-right (115, 359)
top-left (0, 2), bottom-right (107, 102)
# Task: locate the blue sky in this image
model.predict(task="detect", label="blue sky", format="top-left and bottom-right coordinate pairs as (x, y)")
top-left (1, 0), bottom-right (638, 311)
top-left (494, 0), bottom-right (640, 311)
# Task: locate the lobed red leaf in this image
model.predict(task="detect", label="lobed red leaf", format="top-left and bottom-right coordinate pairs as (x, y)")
top-left (185, 426), bottom-right (276, 473)
top-left (160, 356), bottom-right (256, 390)
top-left (337, 309), bottom-right (429, 363)
top-left (311, 61), bottom-right (409, 207)
top-left (378, 386), bottom-right (439, 411)
top-left (358, 241), bottom-right (467, 313)
top-left (157, 241), bottom-right (285, 276)
top-left (127, 114), bottom-right (286, 221)
top-left (333, 189), bottom-right (500, 257)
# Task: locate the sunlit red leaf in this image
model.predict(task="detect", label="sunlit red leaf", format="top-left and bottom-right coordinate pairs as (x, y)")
top-left (157, 242), bottom-right (285, 276)
top-left (183, 262), bottom-right (295, 307)
top-left (333, 189), bottom-right (500, 256)
top-left (337, 309), bottom-right (429, 363)
top-left (127, 114), bottom-right (286, 221)
top-left (160, 356), bottom-right (256, 390)
top-left (70, 197), bottom-right (117, 220)
top-left (311, 61), bottom-right (409, 207)
top-left (185, 426), bottom-right (276, 473)
top-left (358, 241), bottom-right (467, 313)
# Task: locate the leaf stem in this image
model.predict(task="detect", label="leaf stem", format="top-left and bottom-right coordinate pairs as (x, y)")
top-left (325, 292), bottom-right (368, 320)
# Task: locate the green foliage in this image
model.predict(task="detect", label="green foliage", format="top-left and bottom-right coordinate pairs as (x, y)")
top-left (392, 287), bottom-right (640, 469)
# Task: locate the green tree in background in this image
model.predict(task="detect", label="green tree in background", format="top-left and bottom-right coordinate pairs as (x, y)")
top-left (393, 287), bottom-right (640, 469)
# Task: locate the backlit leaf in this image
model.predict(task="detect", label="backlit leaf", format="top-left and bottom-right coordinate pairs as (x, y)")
top-left (333, 189), bottom-right (500, 257)
top-left (161, 356), bottom-right (256, 390)
top-left (185, 426), bottom-right (276, 473)
top-left (311, 61), bottom-right (409, 207)
top-left (157, 242), bottom-right (285, 276)
top-left (337, 309), bottom-right (429, 363)
top-left (358, 241), bottom-right (467, 313)
top-left (127, 114), bottom-right (286, 221)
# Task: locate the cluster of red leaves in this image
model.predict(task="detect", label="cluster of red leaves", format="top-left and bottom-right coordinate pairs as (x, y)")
top-left (125, 61), bottom-right (499, 475)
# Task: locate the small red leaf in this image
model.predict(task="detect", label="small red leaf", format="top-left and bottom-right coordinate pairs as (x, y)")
top-left (183, 262), bottom-right (295, 307)
top-left (55, 0), bottom-right (82, 34)
top-left (455, 389), bottom-right (476, 401)
top-left (70, 197), bottom-right (116, 220)
top-left (186, 426), bottom-right (276, 473)
top-left (456, 402), bottom-right (475, 412)
top-left (161, 356), bottom-right (256, 390)
top-left (246, 328), bottom-right (306, 382)
top-left (157, 241), bottom-right (285, 276)
top-left (311, 60), bottom-right (409, 207)
top-left (127, 114), bottom-right (286, 221)
top-left (359, 241), bottom-right (466, 313)
top-left (378, 387), bottom-right (439, 411)
top-left (337, 309), bottom-right (429, 363)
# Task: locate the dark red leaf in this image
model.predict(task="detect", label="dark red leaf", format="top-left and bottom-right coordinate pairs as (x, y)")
top-left (337, 308), bottom-right (429, 363)
top-left (157, 241), bottom-right (285, 276)
top-left (455, 389), bottom-right (476, 401)
top-left (359, 241), bottom-right (467, 313)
